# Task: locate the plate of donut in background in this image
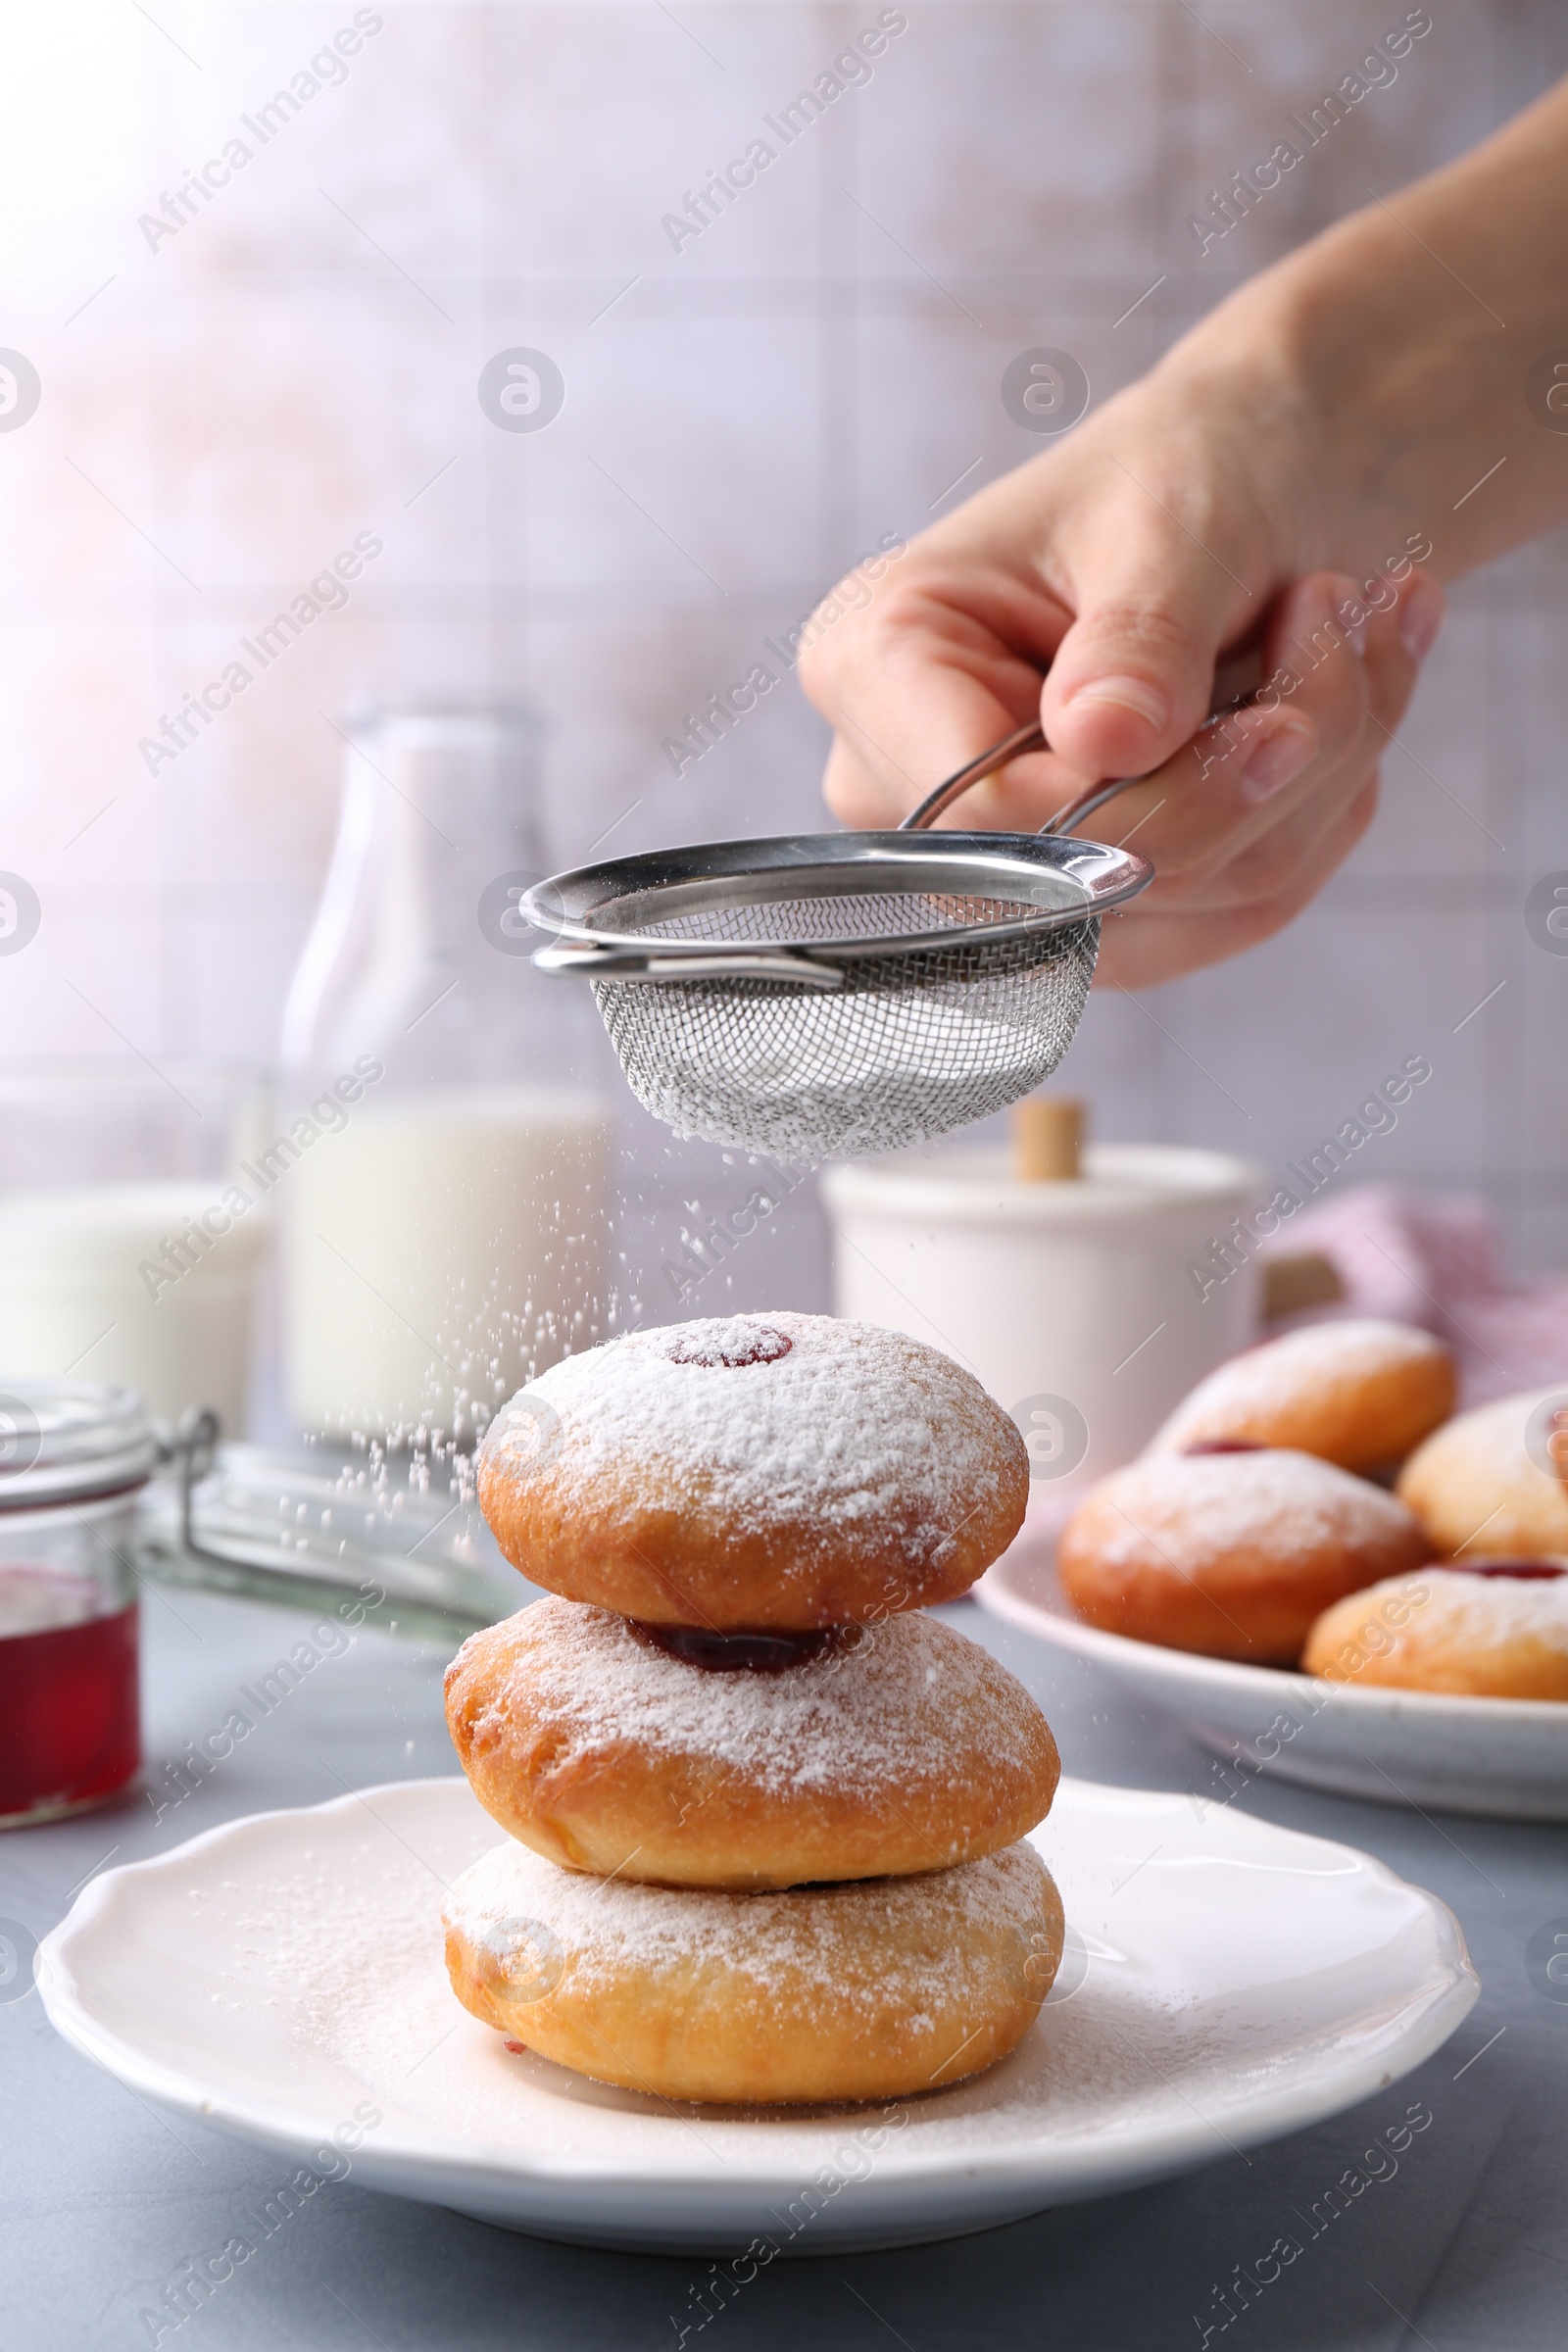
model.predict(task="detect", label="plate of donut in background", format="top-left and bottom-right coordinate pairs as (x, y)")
top-left (39, 1313), bottom-right (1477, 2252)
top-left (981, 1318), bottom-right (1568, 1820)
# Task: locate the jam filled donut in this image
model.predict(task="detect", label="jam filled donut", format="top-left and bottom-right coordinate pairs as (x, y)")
top-left (445, 1597), bottom-right (1060, 1890)
top-left (442, 1834), bottom-right (1063, 2105)
top-left (1396, 1389), bottom-right (1568, 1557)
top-left (476, 1312), bottom-right (1029, 1629)
top-left (1145, 1319), bottom-right (1455, 1475)
top-left (1058, 1448), bottom-right (1429, 1663)
top-left (1303, 1562), bottom-right (1568, 1699)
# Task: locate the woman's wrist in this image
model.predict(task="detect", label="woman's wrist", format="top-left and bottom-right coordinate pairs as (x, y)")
top-left (1160, 72), bottom-right (1568, 585)
top-left (1148, 218), bottom-right (1485, 588)
top-left (1143, 279), bottom-right (1343, 566)
top-left (1264, 211), bottom-right (1472, 551)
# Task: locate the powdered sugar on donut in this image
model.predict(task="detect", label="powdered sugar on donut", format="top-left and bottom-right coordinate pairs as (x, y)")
top-left (478, 1312), bottom-right (1016, 1567)
top-left (454, 1597), bottom-right (1050, 1801)
top-left (1304, 1564), bottom-right (1568, 1695)
top-left (1392, 1566), bottom-right (1568, 1652)
top-left (663, 1319), bottom-right (792, 1368)
top-left (1082, 1449), bottom-right (1420, 1573)
top-left (1149, 1320), bottom-right (1448, 1451)
top-left (443, 1836), bottom-right (1050, 2011)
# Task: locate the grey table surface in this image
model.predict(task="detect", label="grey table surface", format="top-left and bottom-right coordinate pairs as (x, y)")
top-left (2, 1579), bottom-right (1564, 2352)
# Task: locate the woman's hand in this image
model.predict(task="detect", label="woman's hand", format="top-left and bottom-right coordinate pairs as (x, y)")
top-left (800, 66), bottom-right (1568, 983)
top-left (799, 352), bottom-right (1445, 988)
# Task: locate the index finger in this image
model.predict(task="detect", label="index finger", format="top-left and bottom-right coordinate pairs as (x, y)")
top-left (811, 561), bottom-right (1090, 829)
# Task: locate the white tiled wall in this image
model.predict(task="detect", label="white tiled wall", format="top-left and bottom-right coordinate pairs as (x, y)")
top-left (3, 0), bottom-right (1566, 1361)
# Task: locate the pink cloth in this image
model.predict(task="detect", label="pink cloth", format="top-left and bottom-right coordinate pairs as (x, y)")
top-left (1262, 1184), bottom-right (1568, 1405)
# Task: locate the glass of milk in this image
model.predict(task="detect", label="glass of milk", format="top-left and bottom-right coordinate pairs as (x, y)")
top-left (0, 1062), bottom-right (271, 1434)
top-left (278, 700), bottom-right (613, 1444)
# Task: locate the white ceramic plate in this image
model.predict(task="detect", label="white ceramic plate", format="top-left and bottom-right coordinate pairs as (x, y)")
top-left (38, 1776), bottom-right (1475, 2254)
top-left (981, 1519), bottom-right (1568, 1821)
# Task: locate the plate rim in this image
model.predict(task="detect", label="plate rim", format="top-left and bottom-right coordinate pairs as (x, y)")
top-left (979, 1544), bottom-right (1568, 1729)
top-left (37, 1775), bottom-right (1479, 2212)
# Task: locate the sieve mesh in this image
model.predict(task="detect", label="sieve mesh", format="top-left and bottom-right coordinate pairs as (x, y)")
top-left (593, 910), bottom-right (1101, 1158)
top-left (598, 888), bottom-right (1050, 951)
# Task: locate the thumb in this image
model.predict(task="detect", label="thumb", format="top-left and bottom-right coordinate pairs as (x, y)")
top-left (1038, 488), bottom-right (1259, 778)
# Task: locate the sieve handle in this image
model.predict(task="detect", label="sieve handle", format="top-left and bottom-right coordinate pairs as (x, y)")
top-left (899, 721), bottom-right (1047, 829)
top-left (532, 939), bottom-right (846, 990)
top-left (899, 719), bottom-right (1146, 840)
top-left (1038, 770), bottom-right (1147, 839)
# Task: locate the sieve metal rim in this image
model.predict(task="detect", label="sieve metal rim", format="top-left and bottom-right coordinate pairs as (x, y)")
top-left (521, 829), bottom-right (1151, 969)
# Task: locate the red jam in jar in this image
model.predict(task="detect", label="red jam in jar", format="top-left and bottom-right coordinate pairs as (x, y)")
top-left (0, 1386), bottom-right (155, 1827)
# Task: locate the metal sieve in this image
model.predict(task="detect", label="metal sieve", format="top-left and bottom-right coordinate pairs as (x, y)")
top-left (525, 721), bottom-right (1152, 1159)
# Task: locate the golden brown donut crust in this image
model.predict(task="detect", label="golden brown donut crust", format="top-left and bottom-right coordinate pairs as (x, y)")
top-left (445, 1598), bottom-right (1060, 1889)
top-left (442, 1837), bottom-right (1063, 2105)
top-left (1396, 1389), bottom-right (1568, 1557)
top-left (1146, 1319), bottom-right (1455, 1474)
top-left (1303, 1566), bottom-right (1568, 1699)
top-left (476, 1312), bottom-right (1029, 1630)
top-left (1058, 1448), bottom-right (1430, 1663)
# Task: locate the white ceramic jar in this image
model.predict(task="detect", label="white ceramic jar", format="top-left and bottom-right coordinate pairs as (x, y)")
top-left (823, 1144), bottom-right (1264, 1506)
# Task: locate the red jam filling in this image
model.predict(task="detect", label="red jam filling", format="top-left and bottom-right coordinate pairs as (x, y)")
top-left (1451, 1559), bottom-right (1568, 1582)
top-left (663, 1326), bottom-right (792, 1368)
top-left (1183, 1439), bottom-right (1267, 1455)
top-left (634, 1623), bottom-right (836, 1673)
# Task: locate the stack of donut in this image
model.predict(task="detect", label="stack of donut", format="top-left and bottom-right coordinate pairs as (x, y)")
top-left (1057, 1318), bottom-right (1568, 1698)
top-left (440, 1312), bottom-right (1065, 2105)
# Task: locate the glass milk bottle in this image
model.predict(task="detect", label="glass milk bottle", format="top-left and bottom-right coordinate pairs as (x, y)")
top-left (278, 700), bottom-right (612, 1445)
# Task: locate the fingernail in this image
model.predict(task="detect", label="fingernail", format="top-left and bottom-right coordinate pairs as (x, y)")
top-left (1282, 574), bottom-right (1332, 643)
top-left (1329, 572), bottom-right (1367, 656)
top-left (1062, 673), bottom-right (1169, 735)
top-left (1399, 578), bottom-right (1446, 664)
top-left (1240, 715), bottom-right (1316, 804)
top-left (1284, 573), bottom-right (1357, 661)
